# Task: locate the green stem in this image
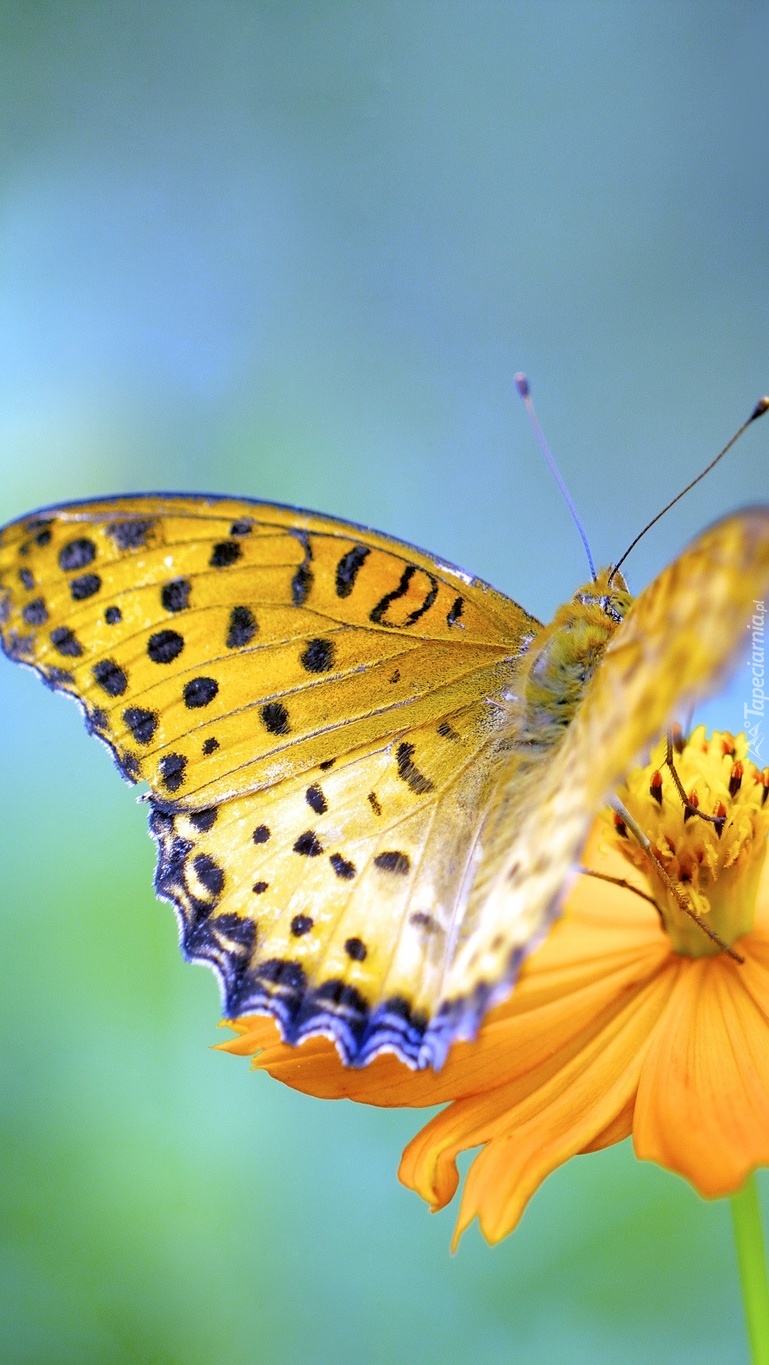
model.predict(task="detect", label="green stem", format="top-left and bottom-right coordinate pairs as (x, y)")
top-left (732, 1174), bottom-right (769, 1365)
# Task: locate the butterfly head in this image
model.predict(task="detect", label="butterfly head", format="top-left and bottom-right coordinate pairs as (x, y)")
top-left (573, 566), bottom-right (632, 626)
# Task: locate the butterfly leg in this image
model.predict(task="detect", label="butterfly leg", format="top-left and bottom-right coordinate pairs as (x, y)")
top-left (578, 866), bottom-right (664, 923)
top-left (662, 730), bottom-right (726, 831)
top-left (607, 796), bottom-right (743, 962)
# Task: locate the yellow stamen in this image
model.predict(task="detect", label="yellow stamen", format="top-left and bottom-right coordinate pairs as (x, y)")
top-left (603, 728), bottom-right (769, 957)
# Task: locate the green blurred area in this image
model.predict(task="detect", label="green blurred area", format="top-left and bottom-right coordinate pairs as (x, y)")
top-left (1, 4), bottom-right (768, 1361)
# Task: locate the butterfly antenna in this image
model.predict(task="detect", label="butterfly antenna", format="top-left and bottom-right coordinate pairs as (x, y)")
top-left (610, 395), bottom-right (769, 580)
top-left (515, 373), bottom-right (596, 580)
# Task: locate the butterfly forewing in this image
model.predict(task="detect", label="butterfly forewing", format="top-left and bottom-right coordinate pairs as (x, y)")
top-left (0, 497), bottom-right (535, 803)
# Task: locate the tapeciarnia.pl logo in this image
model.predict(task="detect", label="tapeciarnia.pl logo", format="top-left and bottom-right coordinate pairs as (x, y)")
top-left (744, 599), bottom-right (766, 761)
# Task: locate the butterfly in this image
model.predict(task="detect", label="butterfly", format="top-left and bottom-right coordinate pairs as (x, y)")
top-left (1, 494), bottom-right (768, 1070)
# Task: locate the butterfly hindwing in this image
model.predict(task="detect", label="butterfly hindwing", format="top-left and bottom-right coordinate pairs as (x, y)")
top-left (149, 698), bottom-right (516, 1065)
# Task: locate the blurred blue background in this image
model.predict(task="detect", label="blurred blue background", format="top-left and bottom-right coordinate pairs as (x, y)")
top-left (1, 4), bottom-right (768, 1361)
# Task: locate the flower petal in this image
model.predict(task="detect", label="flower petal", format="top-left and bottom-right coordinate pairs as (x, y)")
top-left (634, 945), bottom-right (769, 1196)
top-left (400, 963), bottom-right (676, 1245)
top-left (217, 863), bottom-right (668, 1109)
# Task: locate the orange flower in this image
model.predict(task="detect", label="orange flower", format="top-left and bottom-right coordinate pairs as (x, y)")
top-left (220, 728), bottom-right (769, 1247)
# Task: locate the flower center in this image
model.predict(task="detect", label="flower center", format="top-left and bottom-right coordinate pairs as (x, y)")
top-left (605, 727), bottom-right (769, 957)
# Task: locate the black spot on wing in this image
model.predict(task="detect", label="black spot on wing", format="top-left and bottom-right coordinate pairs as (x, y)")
top-left (229, 519), bottom-right (253, 536)
top-left (226, 605), bottom-right (257, 648)
top-left (123, 706), bottom-right (158, 744)
top-left (183, 676), bottom-right (219, 709)
top-left (106, 519), bottom-right (154, 551)
top-left (22, 598), bottom-right (47, 626)
top-left (59, 538), bottom-right (96, 572)
top-left (344, 936), bottom-right (367, 961)
top-left (330, 853), bottom-right (356, 880)
top-left (50, 626), bottom-right (82, 658)
top-left (291, 914), bottom-right (313, 936)
top-left (161, 579), bottom-right (191, 613)
top-left (148, 629), bottom-right (185, 664)
top-left (202, 737), bottom-right (219, 755)
top-left (396, 740), bottom-right (434, 795)
top-left (305, 783), bottom-right (327, 814)
top-left (293, 829), bottom-right (323, 857)
top-left (409, 911), bottom-right (442, 933)
top-left (261, 701), bottom-right (289, 735)
top-left (252, 824), bottom-right (270, 844)
top-left (189, 807), bottom-right (218, 832)
top-left (367, 791), bottom-right (382, 816)
top-left (316, 978), bottom-right (363, 1008)
top-left (18, 569), bottom-right (34, 590)
top-left (210, 540), bottom-right (242, 568)
top-left (70, 573), bottom-right (101, 601)
top-left (159, 752), bottom-right (187, 792)
top-left (374, 850), bottom-right (410, 875)
top-left (252, 881), bottom-right (269, 894)
top-left (335, 545), bottom-right (370, 598)
top-left (105, 606), bottom-right (122, 625)
top-left (300, 637), bottom-right (335, 673)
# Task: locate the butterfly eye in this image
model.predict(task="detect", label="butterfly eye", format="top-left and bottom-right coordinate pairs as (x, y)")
top-left (599, 595), bottom-right (625, 624)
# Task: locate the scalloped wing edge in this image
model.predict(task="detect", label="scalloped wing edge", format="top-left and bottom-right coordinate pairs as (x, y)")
top-left (149, 799), bottom-right (537, 1071)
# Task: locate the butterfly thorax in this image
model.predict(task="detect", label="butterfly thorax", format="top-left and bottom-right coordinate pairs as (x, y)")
top-left (517, 568), bottom-right (632, 748)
